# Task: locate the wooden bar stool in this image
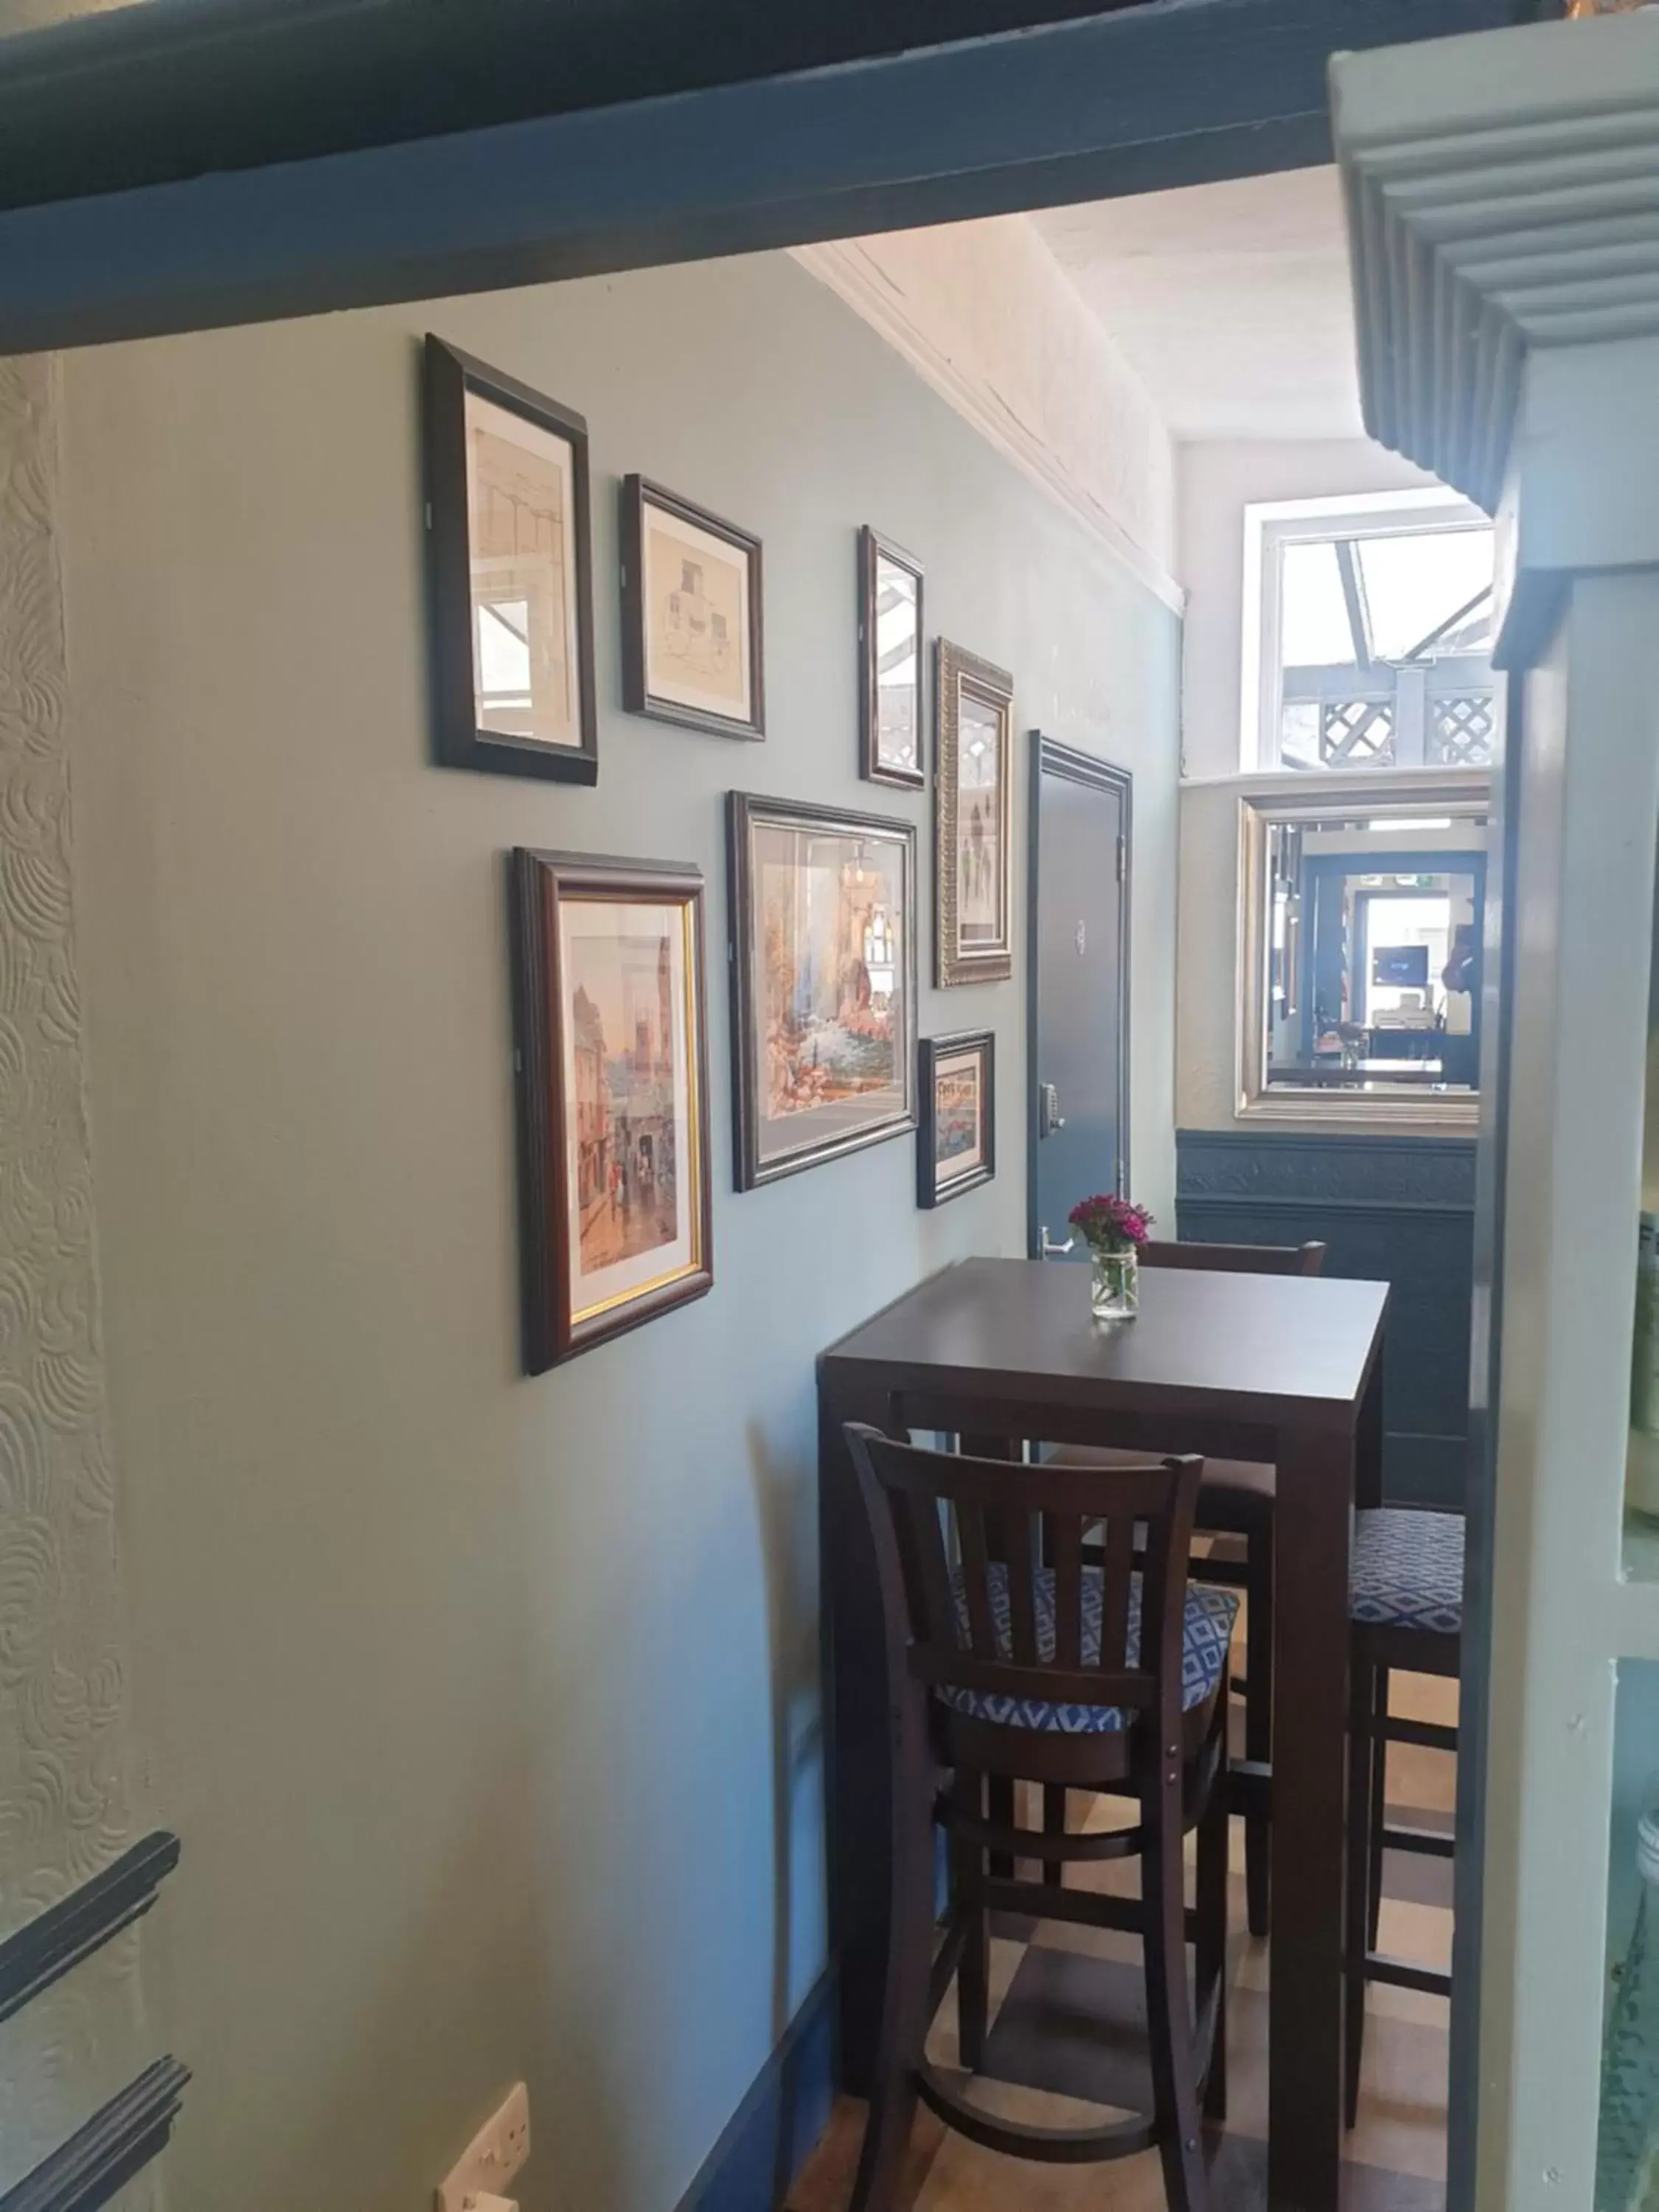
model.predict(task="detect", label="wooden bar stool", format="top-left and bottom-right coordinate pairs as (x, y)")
top-left (842, 1425), bottom-right (1235, 2212)
top-left (1050, 1236), bottom-right (1326, 1938)
top-left (1344, 1506), bottom-right (1463, 2126)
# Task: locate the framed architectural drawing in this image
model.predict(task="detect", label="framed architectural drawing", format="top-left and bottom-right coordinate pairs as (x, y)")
top-left (935, 639), bottom-right (1014, 985)
top-left (509, 848), bottom-right (714, 1371)
top-left (917, 1029), bottom-right (995, 1207)
top-left (858, 526), bottom-right (925, 787)
top-left (621, 476), bottom-right (765, 740)
top-left (727, 793), bottom-right (917, 1189)
top-left (424, 335), bottom-right (599, 784)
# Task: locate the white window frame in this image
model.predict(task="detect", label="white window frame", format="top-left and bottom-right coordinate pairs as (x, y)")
top-left (1240, 485), bottom-right (1495, 774)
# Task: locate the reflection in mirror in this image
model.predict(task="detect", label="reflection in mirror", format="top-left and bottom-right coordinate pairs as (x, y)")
top-left (858, 527), bottom-right (925, 787)
top-left (1242, 787), bottom-right (1489, 1115)
top-left (876, 557), bottom-right (920, 771)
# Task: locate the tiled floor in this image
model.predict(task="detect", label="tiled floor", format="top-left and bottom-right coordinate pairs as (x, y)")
top-left (790, 1658), bottom-right (1457, 2212)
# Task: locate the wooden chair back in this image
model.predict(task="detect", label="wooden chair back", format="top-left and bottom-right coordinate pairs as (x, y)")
top-left (844, 1425), bottom-right (1204, 1740)
top-left (1141, 1237), bottom-right (1325, 1277)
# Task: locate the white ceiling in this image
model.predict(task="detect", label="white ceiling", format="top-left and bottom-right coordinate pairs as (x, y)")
top-left (1032, 166), bottom-right (1363, 443)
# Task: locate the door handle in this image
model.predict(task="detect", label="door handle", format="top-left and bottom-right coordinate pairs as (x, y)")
top-left (1039, 1081), bottom-right (1067, 1138)
top-left (1039, 1228), bottom-right (1075, 1259)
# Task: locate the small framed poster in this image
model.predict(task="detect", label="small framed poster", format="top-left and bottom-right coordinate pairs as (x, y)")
top-left (621, 476), bottom-right (765, 740)
top-left (917, 1030), bottom-right (995, 1207)
top-left (858, 526), bottom-right (925, 788)
top-left (936, 639), bottom-right (1015, 985)
top-left (727, 793), bottom-right (917, 1189)
top-left (424, 336), bottom-right (599, 784)
top-left (509, 849), bottom-right (714, 1371)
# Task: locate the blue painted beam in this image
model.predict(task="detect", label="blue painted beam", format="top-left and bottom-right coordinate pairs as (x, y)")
top-left (0, 0), bottom-right (1559, 215)
top-left (0, 0), bottom-right (1554, 353)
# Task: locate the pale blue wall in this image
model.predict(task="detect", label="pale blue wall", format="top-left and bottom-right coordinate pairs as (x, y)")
top-left (60, 251), bottom-right (1180, 2211)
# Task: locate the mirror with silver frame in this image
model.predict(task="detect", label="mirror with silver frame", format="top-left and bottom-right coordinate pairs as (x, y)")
top-left (1238, 776), bottom-right (1490, 1122)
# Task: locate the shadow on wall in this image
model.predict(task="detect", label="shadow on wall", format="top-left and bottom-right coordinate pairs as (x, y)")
top-left (237, 1763), bottom-right (629, 2212)
top-left (747, 1420), bottom-right (825, 2191)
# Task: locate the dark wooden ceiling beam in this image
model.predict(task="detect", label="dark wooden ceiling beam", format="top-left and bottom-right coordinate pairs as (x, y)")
top-left (0, 0), bottom-right (1561, 353)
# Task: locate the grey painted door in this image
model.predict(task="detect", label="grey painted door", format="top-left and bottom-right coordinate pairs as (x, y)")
top-left (1029, 737), bottom-right (1130, 1260)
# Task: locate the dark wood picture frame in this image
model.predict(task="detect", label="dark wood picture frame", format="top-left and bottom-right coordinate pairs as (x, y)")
top-left (509, 847), bottom-right (714, 1372)
top-left (727, 792), bottom-right (918, 1192)
top-left (917, 1029), bottom-right (995, 1207)
top-left (936, 638), bottom-right (1015, 987)
top-left (621, 475), bottom-right (765, 740)
top-left (423, 335), bottom-right (599, 785)
top-left (858, 526), bottom-right (925, 789)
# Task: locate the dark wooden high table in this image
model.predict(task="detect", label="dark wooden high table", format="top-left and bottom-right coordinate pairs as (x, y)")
top-left (818, 1256), bottom-right (1388, 2212)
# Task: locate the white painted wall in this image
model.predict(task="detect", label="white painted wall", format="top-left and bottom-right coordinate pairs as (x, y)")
top-left (1177, 437), bottom-right (1438, 784)
top-left (795, 217), bottom-right (1179, 611)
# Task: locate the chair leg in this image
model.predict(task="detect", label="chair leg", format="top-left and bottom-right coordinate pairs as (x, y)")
top-left (1367, 1665), bottom-right (1389, 1956)
top-left (1144, 1745), bottom-right (1209, 2212)
top-left (987, 1774), bottom-right (1015, 1881)
top-left (1344, 1650), bottom-right (1374, 2132)
top-left (849, 1697), bottom-right (936, 2212)
top-left (1042, 1783), bottom-right (1066, 1891)
top-left (1243, 1522), bottom-right (1273, 1940)
top-left (1196, 1711), bottom-right (1231, 2126)
top-left (952, 1769), bottom-right (988, 2074)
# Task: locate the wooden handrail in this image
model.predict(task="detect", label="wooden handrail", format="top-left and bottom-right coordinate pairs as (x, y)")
top-left (0, 1833), bottom-right (181, 2028)
top-left (0, 2057), bottom-right (189, 2212)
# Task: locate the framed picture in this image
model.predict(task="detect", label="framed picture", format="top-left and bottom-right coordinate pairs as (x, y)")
top-left (509, 848), bottom-right (714, 1371)
top-left (621, 476), bottom-right (765, 740)
top-left (936, 639), bottom-right (1015, 986)
top-left (917, 1029), bottom-right (995, 1208)
top-left (727, 793), bottom-right (917, 1190)
top-left (858, 526), bottom-right (925, 788)
top-left (423, 336), bottom-right (599, 784)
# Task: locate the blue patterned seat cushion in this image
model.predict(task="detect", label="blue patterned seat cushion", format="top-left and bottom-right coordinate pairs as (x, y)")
top-left (1350, 1509), bottom-right (1464, 1635)
top-left (935, 1564), bottom-right (1239, 1735)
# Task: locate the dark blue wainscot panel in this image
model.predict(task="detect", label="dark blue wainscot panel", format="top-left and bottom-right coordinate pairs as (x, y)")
top-left (1176, 1130), bottom-right (1477, 1509)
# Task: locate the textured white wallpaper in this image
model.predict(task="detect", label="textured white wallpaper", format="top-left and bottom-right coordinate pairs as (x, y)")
top-left (0, 355), bottom-right (150, 2196)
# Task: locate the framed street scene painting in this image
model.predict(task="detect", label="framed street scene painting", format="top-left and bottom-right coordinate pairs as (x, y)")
top-left (424, 336), bottom-right (599, 784)
top-left (917, 1030), bottom-right (995, 1207)
top-left (622, 476), bottom-right (765, 740)
top-left (727, 793), bottom-right (917, 1190)
top-left (510, 849), bottom-right (713, 1371)
top-left (936, 639), bottom-right (1014, 985)
top-left (858, 526), bottom-right (925, 788)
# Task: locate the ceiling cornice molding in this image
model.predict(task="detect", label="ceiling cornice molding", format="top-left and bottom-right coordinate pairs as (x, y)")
top-left (792, 234), bottom-right (1185, 616)
top-left (1331, 12), bottom-right (1659, 515)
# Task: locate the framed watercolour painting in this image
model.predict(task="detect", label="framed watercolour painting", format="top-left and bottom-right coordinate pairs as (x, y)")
top-left (509, 849), bottom-right (713, 1371)
top-left (917, 1030), bottom-right (995, 1208)
top-left (424, 336), bottom-right (599, 784)
top-left (858, 526), bottom-right (925, 788)
top-left (727, 793), bottom-right (917, 1190)
top-left (622, 476), bottom-right (765, 740)
top-left (936, 640), bottom-right (1014, 985)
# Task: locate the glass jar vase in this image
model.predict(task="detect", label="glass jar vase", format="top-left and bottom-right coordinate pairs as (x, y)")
top-left (1089, 1243), bottom-right (1139, 1320)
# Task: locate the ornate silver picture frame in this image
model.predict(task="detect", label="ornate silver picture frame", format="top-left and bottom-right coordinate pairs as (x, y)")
top-left (935, 639), bottom-right (1013, 987)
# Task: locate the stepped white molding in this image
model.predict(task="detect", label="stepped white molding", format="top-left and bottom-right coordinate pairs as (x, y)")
top-left (1332, 12), bottom-right (1659, 525)
top-left (1334, 22), bottom-right (1659, 2212)
top-left (793, 222), bottom-right (1183, 613)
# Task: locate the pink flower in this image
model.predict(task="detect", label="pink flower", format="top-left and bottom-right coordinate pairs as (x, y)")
top-left (1068, 1192), bottom-right (1153, 1251)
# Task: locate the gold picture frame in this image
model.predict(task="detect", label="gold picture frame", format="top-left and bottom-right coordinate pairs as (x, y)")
top-left (509, 848), bottom-right (714, 1370)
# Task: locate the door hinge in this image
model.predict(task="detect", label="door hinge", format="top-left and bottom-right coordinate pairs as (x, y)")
top-left (1116, 834), bottom-right (1125, 883)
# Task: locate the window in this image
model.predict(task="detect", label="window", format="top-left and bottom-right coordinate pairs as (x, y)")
top-left (1245, 493), bottom-right (1499, 773)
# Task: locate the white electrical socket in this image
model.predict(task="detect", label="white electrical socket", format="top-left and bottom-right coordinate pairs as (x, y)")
top-left (435, 2082), bottom-right (531, 2212)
